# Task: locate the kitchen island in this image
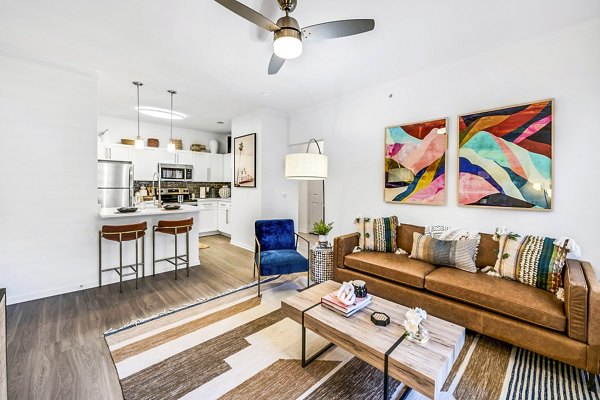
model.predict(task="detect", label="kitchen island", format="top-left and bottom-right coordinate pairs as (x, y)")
top-left (96, 204), bottom-right (201, 286)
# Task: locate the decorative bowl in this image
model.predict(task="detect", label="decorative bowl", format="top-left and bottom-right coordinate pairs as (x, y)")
top-left (117, 207), bottom-right (138, 213)
top-left (120, 138), bottom-right (135, 145)
top-left (163, 204), bottom-right (181, 211)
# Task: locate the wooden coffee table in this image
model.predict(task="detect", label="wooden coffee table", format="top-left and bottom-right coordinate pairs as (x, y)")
top-left (281, 280), bottom-right (465, 400)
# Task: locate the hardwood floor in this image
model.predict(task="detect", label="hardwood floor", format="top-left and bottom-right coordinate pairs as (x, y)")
top-left (6, 235), bottom-right (258, 400)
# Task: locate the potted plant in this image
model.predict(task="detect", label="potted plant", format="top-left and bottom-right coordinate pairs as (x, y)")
top-left (312, 220), bottom-right (334, 247)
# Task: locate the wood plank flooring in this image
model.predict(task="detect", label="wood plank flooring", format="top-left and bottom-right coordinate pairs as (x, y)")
top-left (6, 235), bottom-right (258, 400)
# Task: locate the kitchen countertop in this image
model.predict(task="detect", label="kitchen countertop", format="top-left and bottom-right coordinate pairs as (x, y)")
top-left (97, 205), bottom-right (200, 219)
top-left (197, 198), bottom-right (230, 202)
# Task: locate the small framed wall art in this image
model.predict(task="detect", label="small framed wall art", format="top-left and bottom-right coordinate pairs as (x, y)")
top-left (384, 118), bottom-right (448, 205)
top-left (234, 133), bottom-right (256, 188)
top-left (458, 99), bottom-right (553, 210)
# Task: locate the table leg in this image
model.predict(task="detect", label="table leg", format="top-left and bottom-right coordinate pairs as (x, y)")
top-left (384, 334), bottom-right (410, 400)
top-left (301, 302), bottom-right (334, 368)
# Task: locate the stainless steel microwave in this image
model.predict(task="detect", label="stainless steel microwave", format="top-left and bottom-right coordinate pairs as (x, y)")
top-left (158, 163), bottom-right (193, 182)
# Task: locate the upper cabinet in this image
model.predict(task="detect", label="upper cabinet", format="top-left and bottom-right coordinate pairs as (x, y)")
top-left (209, 154), bottom-right (223, 182)
top-left (158, 149), bottom-right (194, 165)
top-left (132, 148), bottom-right (158, 181)
top-left (223, 153), bottom-right (232, 183)
top-left (97, 143), bottom-right (133, 162)
top-left (193, 152), bottom-right (210, 182)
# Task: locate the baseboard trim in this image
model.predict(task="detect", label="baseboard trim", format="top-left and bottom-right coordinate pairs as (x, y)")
top-left (7, 264), bottom-right (202, 305)
top-left (230, 240), bottom-right (254, 252)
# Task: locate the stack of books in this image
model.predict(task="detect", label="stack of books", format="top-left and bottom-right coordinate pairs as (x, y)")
top-left (321, 291), bottom-right (372, 317)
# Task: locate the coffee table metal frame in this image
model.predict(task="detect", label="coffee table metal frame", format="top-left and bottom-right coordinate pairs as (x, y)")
top-left (300, 301), bottom-right (412, 400)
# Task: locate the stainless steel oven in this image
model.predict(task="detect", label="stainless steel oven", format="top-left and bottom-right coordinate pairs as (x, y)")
top-left (158, 163), bottom-right (193, 182)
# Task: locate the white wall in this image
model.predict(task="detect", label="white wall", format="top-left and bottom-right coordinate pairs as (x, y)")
top-left (0, 52), bottom-right (98, 304)
top-left (230, 110), bottom-right (263, 251)
top-left (230, 109), bottom-right (298, 250)
top-left (97, 115), bottom-right (229, 154)
top-left (288, 20), bottom-right (600, 271)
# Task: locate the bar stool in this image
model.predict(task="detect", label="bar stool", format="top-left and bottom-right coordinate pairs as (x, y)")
top-left (153, 218), bottom-right (193, 280)
top-left (99, 222), bottom-right (147, 293)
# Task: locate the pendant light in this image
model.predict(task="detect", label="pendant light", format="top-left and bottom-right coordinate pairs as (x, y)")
top-left (167, 89), bottom-right (177, 152)
top-left (133, 81), bottom-right (144, 149)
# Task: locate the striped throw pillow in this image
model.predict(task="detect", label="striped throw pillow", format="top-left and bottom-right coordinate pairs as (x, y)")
top-left (354, 216), bottom-right (398, 252)
top-left (410, 232), bottom-right (478, 273)
top-left (494, 233), bottom-right (567, 293)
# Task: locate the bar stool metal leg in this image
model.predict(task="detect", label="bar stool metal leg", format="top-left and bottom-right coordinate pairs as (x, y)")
top-left (142, 235), bottom-right (145, 278)
top-left (119, 240), bottom-right (123, 293)
top-left (99, 231), bottom-right (102, 287)
top-left (174, 232), bottom-right (178, 280)
top-left (186, 230), bottom-right (190, 277)
top-left (152, 228), bottom-right (156, 277)
top-left (135, 235), bottom-right (139, 290)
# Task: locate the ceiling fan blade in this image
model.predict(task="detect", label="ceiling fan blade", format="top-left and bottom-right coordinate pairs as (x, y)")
top-left (268, 53), bottom-right (285, 75)
top-left (214, 0), bottom-right (280, 32)
top-left (302, 19), bottom-right (375, 40)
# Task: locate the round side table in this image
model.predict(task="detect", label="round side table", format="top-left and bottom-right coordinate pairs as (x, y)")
top-left (309, 245), bottom-right (334, 284)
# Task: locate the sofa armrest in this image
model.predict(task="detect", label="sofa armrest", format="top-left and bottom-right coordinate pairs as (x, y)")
top-left (564, 259), bottom-right (588, 342)
top-left (582, 261), bottom-right (600, 373)
top-left (333, 233), bottom-right (359, 269)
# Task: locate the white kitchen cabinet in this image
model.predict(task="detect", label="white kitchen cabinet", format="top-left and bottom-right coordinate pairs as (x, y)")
top-left (193, 152), bottom-right (210, 181)
top-left (158, 149), bottom-right (177, 164)
top-left (158, 149), bottom-right (194, 165)
top-left (132, 148), bottom-right (158, 181)
top-left (197, 201), bottom-right (218, 234)
top-left (97, 144), bottom-right (132, 161)
top-left (222, 153), bottom-right (232, 182)
top-left (177, 150), bottom-right (194, 166)
top-left (209, 154), bottom-right (224, 182)
top-left (217, 201), bottom-right (232, 235)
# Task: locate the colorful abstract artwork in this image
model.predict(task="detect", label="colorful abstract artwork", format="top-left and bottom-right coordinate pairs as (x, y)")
top-left (385, 118), bottom-right (447, 205)
top-left (458, 100), bottom-right (553, 210)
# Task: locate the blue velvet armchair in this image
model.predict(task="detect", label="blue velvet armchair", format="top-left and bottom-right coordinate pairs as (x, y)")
top-left (254, 219), bottom-right (310, 296)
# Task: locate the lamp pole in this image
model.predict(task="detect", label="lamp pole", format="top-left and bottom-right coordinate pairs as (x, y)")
top-left (306, 138), bottom-right (325, 222)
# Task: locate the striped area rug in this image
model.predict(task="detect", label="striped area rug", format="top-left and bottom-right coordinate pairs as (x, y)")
top-left (104, 278), bottom-right (598, 400)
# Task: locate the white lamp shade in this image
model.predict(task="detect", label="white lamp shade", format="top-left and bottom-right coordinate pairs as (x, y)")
top-left (285, 153), bottom-right (328, 180)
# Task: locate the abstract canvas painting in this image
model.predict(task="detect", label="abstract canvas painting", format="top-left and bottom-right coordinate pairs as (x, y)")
top-left (234, 133), bottom-right (256, 188)
top-left (385, 118), bottom-right (447, 205)
top-left (458, 100), bottom-right (553, 210)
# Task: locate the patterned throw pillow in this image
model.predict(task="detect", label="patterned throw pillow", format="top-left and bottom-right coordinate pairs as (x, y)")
top-left (354, 216), bottom-right (398, 252)
top-left (410, 232), bottom-right (478, 273)
top-left (494, 233), bottom-right (568, 293)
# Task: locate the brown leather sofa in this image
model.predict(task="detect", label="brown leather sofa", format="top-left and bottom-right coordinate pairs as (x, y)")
top-left (333, 223), bottom-right (600, 385)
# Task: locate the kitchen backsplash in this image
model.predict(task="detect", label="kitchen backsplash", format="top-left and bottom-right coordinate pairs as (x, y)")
top-left (135, 181), bottom-right (231, 199)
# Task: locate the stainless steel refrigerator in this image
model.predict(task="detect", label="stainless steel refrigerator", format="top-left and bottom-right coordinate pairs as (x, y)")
top-left (97, 160), bottom-right (134, 208)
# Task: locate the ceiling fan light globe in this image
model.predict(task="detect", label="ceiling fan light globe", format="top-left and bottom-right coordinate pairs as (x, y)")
top-left (274, 30), bottom-right (302, 59)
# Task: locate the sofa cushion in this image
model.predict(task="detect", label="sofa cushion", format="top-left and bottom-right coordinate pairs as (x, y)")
top-left (344, 252), bottom-right (436, 289)
top-left (425, 267), bottom-right (566, 331)
top-left (354, 216), bottom-right (398, 252)
top-left (397, 224), bottom-right (425, 254)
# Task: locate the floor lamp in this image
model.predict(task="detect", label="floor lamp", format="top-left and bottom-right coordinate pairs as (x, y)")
top-left (284, 139), bottom-right (328, 222)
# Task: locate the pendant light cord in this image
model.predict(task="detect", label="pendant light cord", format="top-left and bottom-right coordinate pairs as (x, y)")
top-left (137, 84), bottom-right (140, 138)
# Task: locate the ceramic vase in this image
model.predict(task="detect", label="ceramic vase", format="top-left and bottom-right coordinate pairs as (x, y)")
top-left (218, 185), bottom-right (231, 198)
top-left (209, 139), bottom-right (218, 154)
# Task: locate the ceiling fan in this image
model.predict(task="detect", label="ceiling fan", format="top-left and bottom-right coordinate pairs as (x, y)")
top-left (214, 0), bottom-right (375, 74)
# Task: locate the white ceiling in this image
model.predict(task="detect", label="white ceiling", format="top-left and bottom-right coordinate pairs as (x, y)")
top-left (1, 0), bottom-right (599, 134)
